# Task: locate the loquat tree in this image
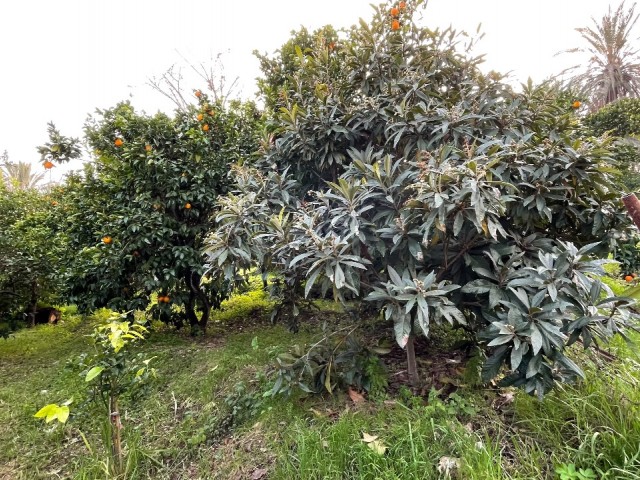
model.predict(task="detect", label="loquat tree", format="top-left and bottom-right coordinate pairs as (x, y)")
top-left (206, 0), bottom-right (637, 397)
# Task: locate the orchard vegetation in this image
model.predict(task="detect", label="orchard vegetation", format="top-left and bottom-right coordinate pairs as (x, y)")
top-left (1, 0), bottom-right (640, 478)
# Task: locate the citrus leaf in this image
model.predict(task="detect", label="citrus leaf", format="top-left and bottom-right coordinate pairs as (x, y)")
top-left (85, 366), bottom-right (104, 382)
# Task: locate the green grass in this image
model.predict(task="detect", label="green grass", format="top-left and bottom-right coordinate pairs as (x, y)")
top-left (2, 283), bottom-right (640, 479)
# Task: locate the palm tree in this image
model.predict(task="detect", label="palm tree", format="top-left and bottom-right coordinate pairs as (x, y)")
top-left (1, 160), bottom-right (46, 190)
top-left (562, 2), bottom-right (640, 110)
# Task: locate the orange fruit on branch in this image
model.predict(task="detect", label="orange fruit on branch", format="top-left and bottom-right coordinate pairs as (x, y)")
top-left (197, 113), bottom-right (204, 121)
top-left (390, 7), bottom-right (400, 16)
top-left (625, 275), bottom-right (634, 282)
top-left (145, 144), bottom-right (152, 152)
top-left (185, 202), bottom-right (192, 209)
top-left (399, 1), bottom-right (406, 9)
top-left (43, 160), bottom-right (55, 169)
top-left (572, 100), bottom-right (581, 109)
top-left (195, 90), bottom-right (202, 98)
top-left (391, 19), bottom-right (400, 30)
top-left (102, 236), bottom-right (113, 244)
top-left (114, 138), bottom-right (124, 147)
top-left (202, 124), bottom-right (210, 131)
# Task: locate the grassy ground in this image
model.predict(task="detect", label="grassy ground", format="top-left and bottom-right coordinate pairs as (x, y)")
top-left (1, 284), bottom-right (640, 479)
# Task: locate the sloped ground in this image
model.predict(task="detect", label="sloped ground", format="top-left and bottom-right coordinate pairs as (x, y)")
top-left (1, 288), bottom-right (639, 479)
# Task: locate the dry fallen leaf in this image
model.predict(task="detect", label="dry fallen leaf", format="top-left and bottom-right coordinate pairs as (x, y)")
top-left (348, 387), bottom-right (366, 404)
top-left (251, 467), bottom-right (268, 480)
top-left (361, 432), bottom-right (379, 443)
top-left (361, 432), bottom-right (386, 455)
top-left (368, 440), bottom-right (387, 455)
top-left (437, 456), bottom-right (461, 476)
top-left (500, 392), bottom-right (515, 404)
top-left (309, 408), bottom-right (325, 417)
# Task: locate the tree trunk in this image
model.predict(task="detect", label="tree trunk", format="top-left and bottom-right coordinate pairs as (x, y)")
top-left (185, 271), bottom-right (211, 334)
top-left (406, 334), bottom-right (419, 386)
top-left (185, 291), bottom-right (199, 330)
top-left (27, 280), bottom-right (38, 327)
top-left (109, 394), bottom-right (124, 475)
top-left (623, 194), bottom-right (640, 230)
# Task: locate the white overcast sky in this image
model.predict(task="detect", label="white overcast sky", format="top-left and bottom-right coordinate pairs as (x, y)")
top-left (0, 0), bottom-right (633, 180)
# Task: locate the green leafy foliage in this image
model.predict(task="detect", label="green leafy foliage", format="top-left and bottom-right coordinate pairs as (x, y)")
top-left (583, 98), bottom-right (640, 191)
top-left (615, 235), bottom-right (640, 276)
top-left (270, 328), bottom-right (387, 396)
top-left (33, 400), bottom-right (72, 424)
top-left (36, 122), bottom-right (82, 166)
top-left (255, 25), bottom-right (340, 113)
top-left (206, 0), bottom-right (637, 397)
top-left (584, 98), bottom-right (640, 138)
top-left (555, 463), bottom-right (597, 480)
top-left (0, 182), bottom-right (64, 329)
top-left (75, 315), bottom-right (155, 402)
top-left (67, 313), bottom-right (153, 474)
top-left (56, 97), bottom-right (262, 332)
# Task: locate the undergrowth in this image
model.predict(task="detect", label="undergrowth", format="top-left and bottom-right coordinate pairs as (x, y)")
top-left (0, 277), bottom-right (638, 479)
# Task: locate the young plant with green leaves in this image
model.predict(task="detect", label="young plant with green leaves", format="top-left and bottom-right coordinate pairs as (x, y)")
top-left (35, 314), bottom-right (154, 475)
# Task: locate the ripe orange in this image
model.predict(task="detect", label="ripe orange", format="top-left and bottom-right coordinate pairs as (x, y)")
top-left (625, 275), bottom-right (634, 282)
top-left (114, 138), bottom-right (123, 147)
top-left (102, 236), bottom-right (112, 244)
top-left (185, 202), bottom-right (192, 209)
top-left (202, 124), bottom-right (210, 131)
top-left (391, 19), bottom-right (400, 30)
top-left (208, 110), bottom-right (215, 116)
top-left (399, 1), bottom-right (406, 9)
top-left (43, 160), bottom-right (54, 169)
top-left (195, 90), bottom-right (202, 98)
top-left (51, 201), bottom-right (58, 206)
top-left (390, 7), bottom-right (400, 16)
top-left (145, 144), bottom-right (152, 152)
top-left (572, 100), bottom-right (581, 109)
top-left (197, 113), bottom-right (204, 121)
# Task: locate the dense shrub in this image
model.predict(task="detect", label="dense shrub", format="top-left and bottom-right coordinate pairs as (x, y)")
top-left (56, 97), bottom-right (262, 332)
top-left (583, 98), bottom-right (640, 192)
top-left (206, 0), bottom-right (636, 397)
top-left (0, 183), bottom-right (64, 331)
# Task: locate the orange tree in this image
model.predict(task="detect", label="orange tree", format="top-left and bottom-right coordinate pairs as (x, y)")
top-left (59, 97), bottom-right (261, 333)
top-left (207, 0), bottom-right (636, 397)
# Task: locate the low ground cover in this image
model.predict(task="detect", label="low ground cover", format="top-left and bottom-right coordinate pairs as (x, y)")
top-left (1, 282), bottom-right (639, 479)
